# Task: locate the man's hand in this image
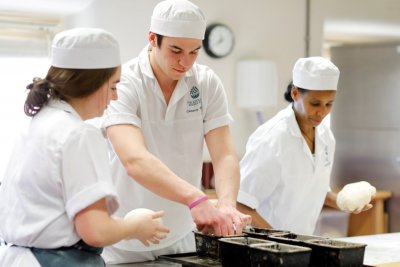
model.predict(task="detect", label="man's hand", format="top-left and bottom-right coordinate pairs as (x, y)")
top-left (190, 199), bottom-right (251, 236)
top-left (215, 198), bottom-right (252, 235)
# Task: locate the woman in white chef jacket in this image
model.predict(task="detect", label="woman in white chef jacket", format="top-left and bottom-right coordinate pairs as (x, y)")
top-left (237, 57), bottom-right (375, 235)
top-left (0, 28), bottom-right (168, 267)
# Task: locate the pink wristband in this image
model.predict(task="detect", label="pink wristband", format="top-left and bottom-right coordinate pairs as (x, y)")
top-left (188, 195), bottom-right (209, 209)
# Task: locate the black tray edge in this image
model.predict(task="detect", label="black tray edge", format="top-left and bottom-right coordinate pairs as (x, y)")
top-left (159, 252), bottom-right (221, 267)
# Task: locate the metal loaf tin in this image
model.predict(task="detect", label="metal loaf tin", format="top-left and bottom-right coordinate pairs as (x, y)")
top-left (267, 233), bottom-right (327, 246)
top-left (194, 232), bottom-right (222, 259)
top-left (219, 236), bottom-right (274, 267)
top-left (243, 227), bottom-right (291, 240)
top-left (267, 233), bottom-right (366, 267)
top-left (304, 239), bottom-right (367, 267)
top-left (194, 231), bottom-right (246, 259)
top-left (249, 242), bottom-right (312, 267)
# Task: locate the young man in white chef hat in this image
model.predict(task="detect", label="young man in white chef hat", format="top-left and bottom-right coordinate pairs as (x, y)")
top-left (101, 0), bottom-right (251, 264)
top-left (0, 28), bottom-right (169, 267)
top-left (237, 57), bottom-right (376, 234)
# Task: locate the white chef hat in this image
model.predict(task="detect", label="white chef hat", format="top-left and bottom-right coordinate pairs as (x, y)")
top-left (150, 0), bottom-right (206, 40)
top-left (292, 56), bottom-right (340, 90)
top-left (51, 28), bottom-right (120, 69)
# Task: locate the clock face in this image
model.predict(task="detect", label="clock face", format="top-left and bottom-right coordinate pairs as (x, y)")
top-left (203, 24), bottom-right (235, 58)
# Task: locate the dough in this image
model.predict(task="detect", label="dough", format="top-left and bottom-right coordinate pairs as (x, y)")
top-left (124, 208), bottom-right (163, 224)
top-left (114, 208), bottom-right (163, 250)
top-left (336, 181), bottom-right (376, 212)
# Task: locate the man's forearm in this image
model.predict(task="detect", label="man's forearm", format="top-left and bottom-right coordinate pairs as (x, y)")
top-left (213, 155), bottom-right (239, 203)
top-left (125, 153), bottom-right (205, 206)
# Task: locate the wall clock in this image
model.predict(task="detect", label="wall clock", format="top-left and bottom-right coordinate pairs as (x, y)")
top-left (203, 23), bottom-right (235, 58)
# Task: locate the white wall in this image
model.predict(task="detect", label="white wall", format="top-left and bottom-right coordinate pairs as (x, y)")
top-left (63, 0), bottom-right (400, 158)
top-left (65, 0), bottom-right (307, 158)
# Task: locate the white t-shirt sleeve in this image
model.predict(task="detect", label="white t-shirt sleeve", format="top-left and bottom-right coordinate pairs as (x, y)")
top-left (238, 141), bottom-right (281, 210)
top-left (203, 71), bottom-right (233, 134)
top-left (61, 125), bottom-right (119, 221)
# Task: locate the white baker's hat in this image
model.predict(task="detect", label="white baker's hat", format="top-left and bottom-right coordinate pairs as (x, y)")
top-left (150, 0), bottom-right (206, 40)
top-left (292, 56), bottom-right (340, 90)
top-left (51, 28), bottom-right (120, 69)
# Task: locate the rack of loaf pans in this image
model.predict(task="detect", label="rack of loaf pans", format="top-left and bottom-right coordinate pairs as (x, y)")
top-left (159, 227), bottom-right (371, 267)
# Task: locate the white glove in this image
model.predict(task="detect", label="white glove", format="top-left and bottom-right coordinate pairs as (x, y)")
top-left (336, 181), bottom-right (376, 213)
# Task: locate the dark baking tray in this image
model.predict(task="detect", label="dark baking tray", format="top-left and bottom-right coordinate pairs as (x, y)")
top-left (159, 252), bottom-right (221, 267)
top-left (158, 252), bottom-right (373, 267)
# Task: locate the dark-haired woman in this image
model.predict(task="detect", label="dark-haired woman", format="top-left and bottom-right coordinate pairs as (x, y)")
top-left (0, 28), bottom-right (168, 267)
top-left (236, 57), bottom-right (373, 235)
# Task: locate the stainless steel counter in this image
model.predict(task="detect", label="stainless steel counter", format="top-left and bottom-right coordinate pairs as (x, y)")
top-left (338, 232), bottom-right (400, 266)
top-left (107, 259), bottom-right (180, 267)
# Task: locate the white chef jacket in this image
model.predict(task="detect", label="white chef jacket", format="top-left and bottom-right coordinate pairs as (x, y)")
top-left (103, 46), bottom-right (233, 251)
top-left (237, 104), bottom-right (335, 235)
top-left (0, 99), bottom-right (119, 267)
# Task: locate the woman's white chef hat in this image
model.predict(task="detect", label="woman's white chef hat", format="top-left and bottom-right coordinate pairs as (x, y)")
top-left (51, 28), bottom-right (120, 69)
top-left (150, 0), bottom-right (206, 40)
top-left (292, 56), bottom-right (340, 90)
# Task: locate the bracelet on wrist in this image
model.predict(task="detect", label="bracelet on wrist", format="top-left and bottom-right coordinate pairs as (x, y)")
top-left (188, 195), bottom-right (209, 209)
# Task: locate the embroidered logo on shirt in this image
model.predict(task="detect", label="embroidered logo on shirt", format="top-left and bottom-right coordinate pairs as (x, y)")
top-left (187, 86), bottom-right (202, 113)
top-left (190, 86), bottom-right (200, 99)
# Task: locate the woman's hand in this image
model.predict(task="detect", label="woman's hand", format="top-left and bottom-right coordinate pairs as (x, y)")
top-left (124, 210), bottom-right (170, 246)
